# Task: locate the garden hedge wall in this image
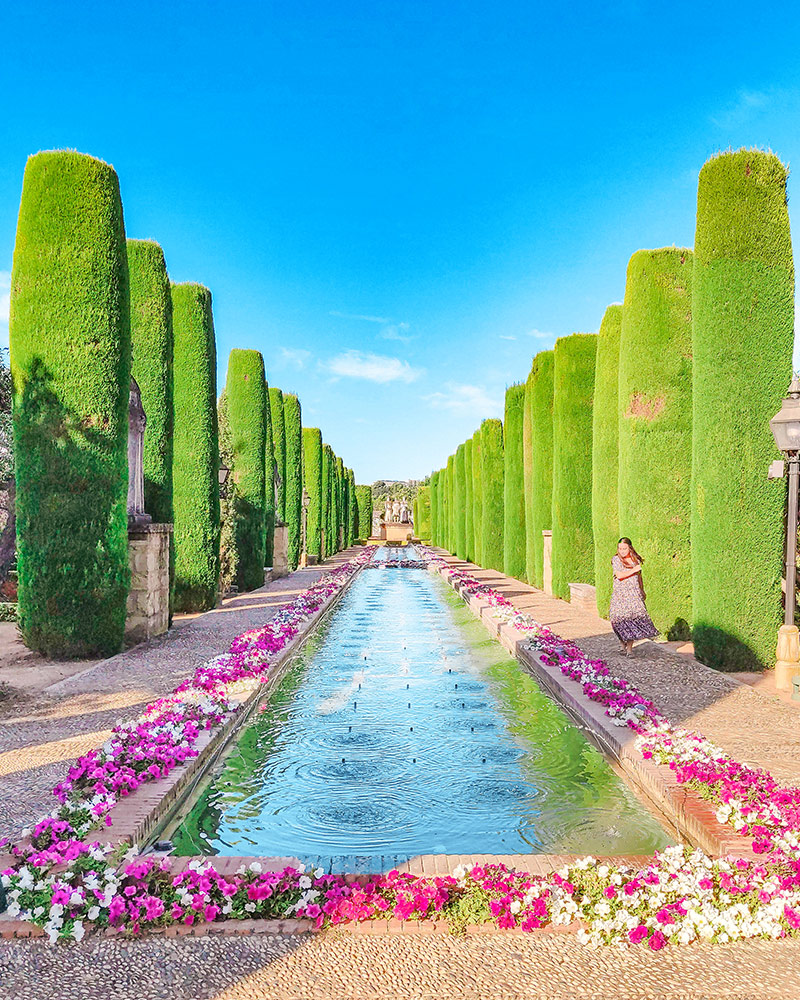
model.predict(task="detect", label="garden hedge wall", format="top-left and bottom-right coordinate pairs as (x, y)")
top-left (11, 150), bottom-right (131, 656)
top-left (335, 455), bottom-right (345, 551)
top-left (416, 484), bottom-right (431, 539)
top-left (216, 390), bottom-right (237, 595)
top-left (263, 383), bottom-right (274, 567)
top-left (283, 393), bottom-right (302, 569)
top-left (472, 427), bottom-right (483, 565)
top-left (171, 282), bottom-right (220, 611)
top-left (503, 383), bottom-right (526, 580)
top-left (446, 454), bottom-right (455, 552)
top-left (303, 428), bottom-right (323, 560)
top-left (464, 439), bottom-right (474, 561)
top-left (225, 349), bottom-right (267, 592)
top-left (268, 387), bottom-right (286, 523)
top-left (455, 443), bottom-right (466, 558)
top-left (430, 472), bottom-right (439, 545)
top-left (551, 334), bottom-right (596, 600)
top-left (322, 444), bottom-right (333, 557)
top-left (692, 150), bottom-right (794, 670)
top-left (591, 305), bottom-right (622, 617)
top-left (356, 484), bottom-right (373, 541)
top-left (346, 468), bottom-right (357, 546)
top-left (480, 418), bottom-right (505, 572)
top-left (619, 249), bottom-right (693, 637)
top-left (522, 364), bottom-right (535, 584)
top-left (527, 351), bottom-right (555, 589)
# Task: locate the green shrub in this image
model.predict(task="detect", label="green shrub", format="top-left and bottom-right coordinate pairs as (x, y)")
top-left (225, 349), bottom-right (267, 591)
top-left (303, 428), bottom-right (323, 558)
top-left (551, 334), bottom-right (596, 599)
top-left (480, 418), bottom-right (504, 571)
top-left (335, 456), bottom-right (345, 551)
top-left (11, 151), bottom-right (131, 656)
top-left (692, 150), bottom-right (794, 669)
top-left (356, 484), bottom-right (373, 541)
top-left (591, 305), bottom-right (623, 617)
top-left (454, 443), bottom-right (466, 558)
top-left (503, 383), bottom-right (526, 580)
top-left (322, 444), bottom-right (334, 557)
top-left (464, 439), bottom-right (474, 561)
top-left (347, 469), bottom-right (357, 546)
top-left (416, 484), bottom-right (431, 539)
top-left (528, 351), bottom-right (555, 589)
top-left (446, 454), bottom-right (455, 552)
top-left (263, 383), bottom-right (275, 567)
top-left (216, 390), bottom-right (238, 595)
top-left (268, 387), bottom-right (286, 523)
top-left (430, 472), bottom-right (439, 545)
top-left (523, 366), bottom-right (535, 584)
top-left (283, 393), bottom-right (302, 569)
top-left (171, 282), bottom-right (220, 611)
top-left (619, 250), bottom-right (693, 637)
top-left (472, 428), bottom-right (483, 565)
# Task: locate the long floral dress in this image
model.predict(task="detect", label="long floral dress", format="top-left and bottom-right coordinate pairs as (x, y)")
top-left (608, 555), bottom-right (658, 642)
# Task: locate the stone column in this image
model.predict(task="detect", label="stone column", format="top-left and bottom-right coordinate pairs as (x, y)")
top-left (272, 522), bottom-right (289, 578)
top-left (126, 523), bottom-right (172, 643)
top-left (542, 529), bottom-right (553, 597)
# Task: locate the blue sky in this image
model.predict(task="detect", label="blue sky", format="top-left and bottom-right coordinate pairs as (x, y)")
top-left (2, 1), bottom-right (800, 482)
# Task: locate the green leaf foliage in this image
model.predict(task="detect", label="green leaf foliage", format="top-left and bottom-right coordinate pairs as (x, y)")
top-left (619, 250), bottom-right (693, 637)
top-left (322, 444), bottom-right (334, 557)
top-left (302, 428), bottom-right (323, 558)
top-left (503, 383), bottom-right (526, 580)
top-left (356, 484), bottom-right (373, 541)
top-left (216, 390), bottom-right (238, 596)
top-left (416, 483), bottom-right (431, 539)
top-left (446, 454), bottom-right (455, 552)
top-left (263, 384), bottom-right (275, 567)
top-left (225, 349), bottom-right (267, 592)
top-left (171, 282), bottom-right (220, 612)
top-left (481, 418), bottom-right (505, 572)
top-left (335, 455), bottom-right (344, 551)
top-left (347, 468), bottom-right (358, 546)
top-left (429, 471), bottom-right (439, 545)
top-left (464, 439), bottom-right (474, 561)
top-left (551, 334), bottom-right (596, 599)
top-left (472, 427), bottom-right (483, 565)
top-left (692, 149), bottom-right (794, 669)
top-left (283, 393), bottom-right (302, 569)
top-left (591, 305), bottom-right (622, 617)
top-left (454, 443), bottom-right (466, 558)
top-left (527, 351), bottom-right (554, 589)
top-left (268, 387), bottom-right (286, 523)
top-left (10, 150), bottom-right (131, 656)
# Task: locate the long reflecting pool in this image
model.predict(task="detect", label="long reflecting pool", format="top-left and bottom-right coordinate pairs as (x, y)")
top-left (170, 564), bottom-right (671, 868)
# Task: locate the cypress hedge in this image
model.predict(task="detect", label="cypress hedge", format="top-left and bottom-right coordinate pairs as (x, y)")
top-left (446, 454), bottom-right (455, 552)
top-left (503, 383), bottom-right (526, 580)
top-left (430, 472), bottom-right (439, 545)
top-left (528, 351), bottom-right (555, 589)
top-left (268, 387), bottom-right (286, 523)
top-left (263, 383), bottom-right (275, 567)
top-left (692, 150), bottom-right (794, 670)
top-left (347, 469), bottom-right (358, 546)
top-left (356, 484), bottom-right (372, 541)
top-left (128, 239), bottom-right (173, 525)
top-left (171, 282), bottom-right (220, 611)
top-left (455, 443), bottom-right (467, 558)
top-left (322, 444), bottom-right (333, 557)
top-left (522, 365), bottom-right (535, 584)
top-left (335, 456), bottom-right (345, 551)
top-left (283, 393), bottom-right (302, 569)
top-left (481, 418), bottom-right (505, 572)
top-left (472, 427), bottom-right (483, 565)
top-left (10, 150), bottom-right (131, 656)
top-left (225, 349), bottom-right (267, 592)
top-left (303, 428), bottom-right (323, 559)
top-left (464, 439), bottom-right (474, 561)
top-left (619, 249), bottom-right (693, 637)
top-left (216, 390), bottom-right (238, 595)
top-left (591, 305), bottom-right (623, 617)
top-left (551, 334), bottom-right (596, 600)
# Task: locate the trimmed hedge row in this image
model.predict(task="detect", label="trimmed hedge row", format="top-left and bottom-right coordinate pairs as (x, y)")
top-left (429, 472), bottom-right (439, 545)
top-left (303, 428), bottom-right (323, 560)
top-left (11, 150), bottom-right (131, 656)
top-left (356, 484), bottom-right (373, 541)
top-left (503, 383), bottom-right (526, 581)
top-left (283, 393), bottom-right (302, 569)
top-left (455, 443), bottom-right (466, 558)
top-left (322, 444), bottom-right (333, 557)
top-left (480, 419), bottom-right (504, 572)
top-left (464, 439), bottom-right (474, 562)
top-left (527, 350), bottom-right (554, 589)
top-left (268, 387), bottom-right (286, 524)
top-left (416, 484), bottom-right (431, 539)
top-left (472, 427), bottom-right (483, 565)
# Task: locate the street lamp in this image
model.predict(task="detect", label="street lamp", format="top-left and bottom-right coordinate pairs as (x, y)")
top-left (769, 375), bottom-right (800, 690)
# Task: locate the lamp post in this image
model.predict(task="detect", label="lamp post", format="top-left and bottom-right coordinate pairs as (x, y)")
top-left (299, 488), bottom-right (310, 568)
top-left (218, 465), bottom-right (230, 487)
top-left (769, 375), bottom-right (800, 690)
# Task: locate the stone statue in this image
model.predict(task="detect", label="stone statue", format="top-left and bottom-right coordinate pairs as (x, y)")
top-left (384, 500), bottom-right (392, 523)
top-left (392, 500), bottom-right (401, 522)
top-left (400, 502), bottom-right (410, 524)
top-left (127, 378), bottom-right (152, 527)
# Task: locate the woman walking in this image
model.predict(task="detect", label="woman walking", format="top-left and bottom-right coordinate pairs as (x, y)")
top-left (609, 537), bottom-right (658, 656)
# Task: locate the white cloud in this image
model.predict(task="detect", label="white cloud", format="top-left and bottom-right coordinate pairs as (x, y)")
top-left (329, 310), bottom-right (392, 324)
top-left (326, 350), bottom-right (423, 384)
top-left (280, 346), bottom-right (311, 369)
top-left (380, 321), bottom-right (413, 343)
top-left (711, 89), bottom-right (771, 129)
top-left (423, 382), bottom-right (503, 417)
top-left (329, 308), bottom-right (415, 343)
top-left (525, 328), bottom-right (553, 340)
top-left (499, 334), bottom-right (516, 341)
top-left (0, 271), bottom-right (10, 327)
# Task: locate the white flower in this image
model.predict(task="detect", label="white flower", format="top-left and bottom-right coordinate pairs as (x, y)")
top-left (87, 906), bottom-right (100, 921)
top-left (249, 862), bottom-right (263, 873)
top-left (71, 921), bottom-right (85, 942)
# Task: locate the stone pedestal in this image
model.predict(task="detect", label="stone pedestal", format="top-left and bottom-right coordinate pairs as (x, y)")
top-left (126, 523), bottom-right (172, 644)
top-left (380, 521), bottom-right (413, 543)
top-left (776, 623), bottom-right (800, 690)
top-left (542, 530), bottom-right (553, 596)
top-left (569, 582), bottom-right (597, 612)
top-left (272, 522), bottom-right (289, 579)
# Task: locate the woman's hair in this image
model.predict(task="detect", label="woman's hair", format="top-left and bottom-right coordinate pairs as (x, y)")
top-left (618, 537), bottom-right (644, 564)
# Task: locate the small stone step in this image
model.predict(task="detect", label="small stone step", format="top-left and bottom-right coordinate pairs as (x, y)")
top-left (568, 582), bottom-right (597, 613)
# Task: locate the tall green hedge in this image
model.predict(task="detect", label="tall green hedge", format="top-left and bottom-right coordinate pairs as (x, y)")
top-left (335, 455), bottom-right (345, 551)
top-left (481, 418), bottom-right (505, 571)
top-left (522, 365), bottom-right (535, 584)
top-left (347, 469), bottom-right (357, 546)
top-left (454, 443), bottom-right (466, 558)
top-left (283, 393), bottom-right (302, 569)
top-left (528, 351), bottom-right (555, 589)
top-left (268, 387), bottom-right (286, 523)
top-left (446, 454), bottom-right (455, 552)
top-left (692, 150), bottom-right (794, 670)
top-left (464, 439), bottom-right (474, 561)
top-left (216, 390), bottom-right (237, 595)
top-left (503, 384), bottom-right (526, 580)
top-left (356, 484), bottom-right (372, 541)
top-left (263, 383), bottom-right (275, 567)
top-left (416, 484), bottom-right (431, 539)
top-left (551, 334), bottom-right (596, 600)
top-left (430, 472), bottom-right (439, 545)
top-left (322, 444), bottom-right (333, 557)
top-left (128, 239), bottom-right (173, 526)
top-left (472, 427), bottom-right (483, 565)
top-left (303, 428), bottom-right (323, 559)
top-left (171, 282), bottom-right (220, 611)
top-left (225, 349), bottom-right (267, 591)
top-left (619, 250), bottom-right (693, 637)
top-left (591, 305), bottom-right (623, 617)
top-left (10, 150), bottom-right (131, 656)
